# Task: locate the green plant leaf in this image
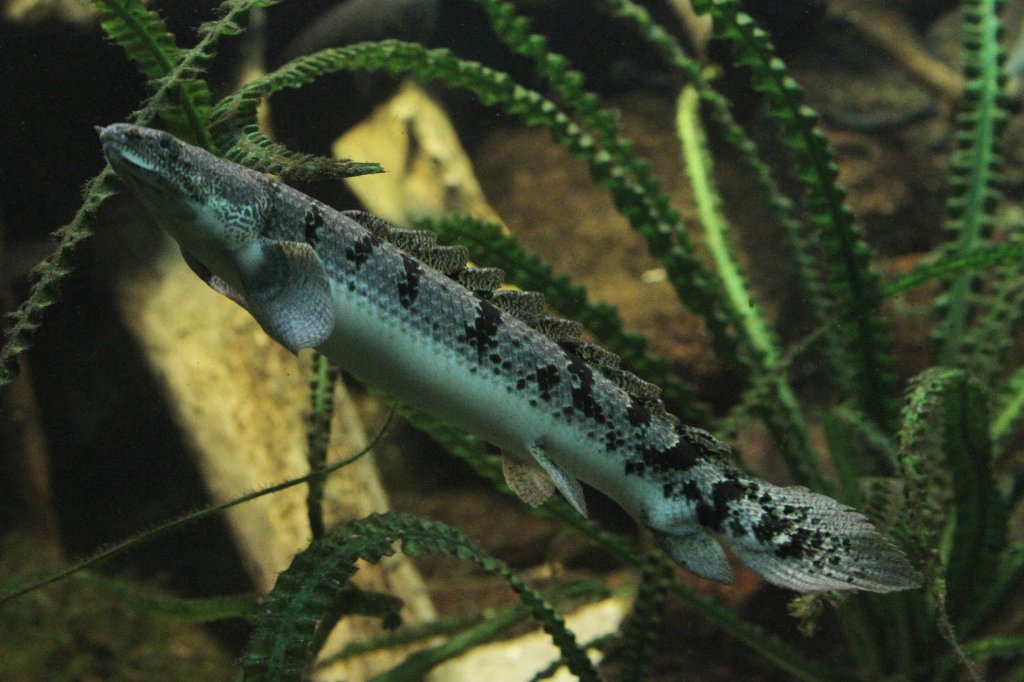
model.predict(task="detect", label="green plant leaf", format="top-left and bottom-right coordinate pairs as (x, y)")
top-left (93, 0), bottom-right (213, 145)
top-left (618, 552), bottom-right (673, 681)
top-left (897, 368), bottom-right (1007, 621)
top-left (242, 512), bottom-right (599, 681)
top-left (599, 0), bottom-right (845, 392)
top-left (676, 83), bottom-right (826, 489)
top-left (304, 352), bottom-right (338, 540)
top-left (935, 0), bottom-right (1009, 363)
top-left (688, 0), bottom-right (899, 431)
top-left (77, 573), bottom-right (260, 622)
top-left (222, 125), bottom-right (383, 180)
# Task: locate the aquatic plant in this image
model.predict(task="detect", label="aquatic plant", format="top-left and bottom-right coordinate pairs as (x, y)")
top-left (2, 0), bottom-right (1023, 679)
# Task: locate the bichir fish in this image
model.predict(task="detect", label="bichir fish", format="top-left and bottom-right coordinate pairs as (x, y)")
top-left (99, 123), bottom-right (919, 593)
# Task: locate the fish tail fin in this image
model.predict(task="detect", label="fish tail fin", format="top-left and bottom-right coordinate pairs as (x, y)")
top-left (718, 478), bottom-right (920, 593)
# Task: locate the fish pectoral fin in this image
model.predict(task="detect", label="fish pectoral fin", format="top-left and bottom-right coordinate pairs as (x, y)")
top-left (650, 527), bottom-right (733, 584)
top-left (181, 248), bottom-right (250, 309)
top-left (528, 444), bottom-right (587, 518)
top-left (502, 454), bottom-right (555, 507)
top-left (237, 240), bottom-right (334, 353)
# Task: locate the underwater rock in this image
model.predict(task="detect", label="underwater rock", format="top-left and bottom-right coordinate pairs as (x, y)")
top-left (334, 80), bottom-right (505, 228)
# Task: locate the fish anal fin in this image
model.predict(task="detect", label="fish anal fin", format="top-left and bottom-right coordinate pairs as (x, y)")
top-left (651, 527), bottom-right (733, 584)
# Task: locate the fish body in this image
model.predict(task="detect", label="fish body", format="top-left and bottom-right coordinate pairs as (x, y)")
top-left (100, 123), bottom-right (918, 593)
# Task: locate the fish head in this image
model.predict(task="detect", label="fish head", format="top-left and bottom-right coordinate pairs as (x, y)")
top-left (99, 123), bottom-right (265, 255)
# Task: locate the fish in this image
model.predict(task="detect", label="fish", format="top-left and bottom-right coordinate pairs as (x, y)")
top-left (99, 123), bottom-right (919, 592)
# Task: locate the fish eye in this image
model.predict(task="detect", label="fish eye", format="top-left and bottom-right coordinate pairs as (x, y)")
top-left (157, 136), bottom-right (173, 150)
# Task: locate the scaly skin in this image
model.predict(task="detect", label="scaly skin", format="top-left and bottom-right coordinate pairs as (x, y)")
top-left (100, 123), bottom-right (919, 592)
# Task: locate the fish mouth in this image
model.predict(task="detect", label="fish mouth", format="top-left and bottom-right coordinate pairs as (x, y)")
top-left (97, 123), bottom-right (134, 159)
top-left (97, 124), bottom-right (159, 172)
top-left (98, 124), bottom-right (164, 188)
top-left (97, 122), bottom-right (141, 143)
